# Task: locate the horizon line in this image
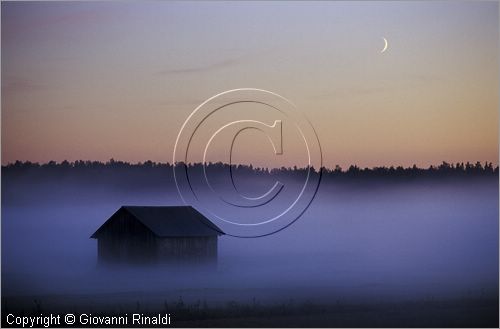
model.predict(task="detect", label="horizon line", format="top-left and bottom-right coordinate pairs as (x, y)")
top-left (2, 159), bottom-right (499, 171)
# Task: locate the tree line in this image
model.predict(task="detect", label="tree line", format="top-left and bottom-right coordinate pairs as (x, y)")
top-left (3, 159), bottom-right (498, 179)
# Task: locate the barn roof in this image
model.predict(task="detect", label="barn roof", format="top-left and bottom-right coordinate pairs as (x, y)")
top-left (90, 206), bottom-right (224, 238)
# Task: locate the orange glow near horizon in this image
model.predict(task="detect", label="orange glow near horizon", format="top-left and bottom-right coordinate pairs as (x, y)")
top-left (2, 2), bottom-right (498, 168)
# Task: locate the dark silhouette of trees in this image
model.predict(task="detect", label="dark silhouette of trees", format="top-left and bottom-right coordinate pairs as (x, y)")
top-left (2, 160), bottom-right (498, 183)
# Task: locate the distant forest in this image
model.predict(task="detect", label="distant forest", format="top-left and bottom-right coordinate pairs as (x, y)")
top-left (3, 160), bottom-right (498, 182)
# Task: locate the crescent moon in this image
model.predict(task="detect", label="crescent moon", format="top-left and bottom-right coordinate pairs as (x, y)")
top-left (381, 37), bottom-right (388, 53)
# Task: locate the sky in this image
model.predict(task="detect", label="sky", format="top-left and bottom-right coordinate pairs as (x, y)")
top-left (1, 1), bottom-right (498, 168)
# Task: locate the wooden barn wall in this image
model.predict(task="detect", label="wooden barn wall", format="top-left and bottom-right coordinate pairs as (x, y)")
top-left (97, 209), bottom-right (157, 264)
top-left (156, 236), bottom-right (218, 263)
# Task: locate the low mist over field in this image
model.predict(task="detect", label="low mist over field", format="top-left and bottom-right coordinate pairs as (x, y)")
top-left (2, 162), bottom-right (498, 311)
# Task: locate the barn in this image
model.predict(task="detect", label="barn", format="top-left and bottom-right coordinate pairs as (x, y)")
top-left (90, 206), bottom-right (224, 265)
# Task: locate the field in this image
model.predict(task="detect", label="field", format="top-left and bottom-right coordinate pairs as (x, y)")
top-left (2, 166), bottom-right (498, 327)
